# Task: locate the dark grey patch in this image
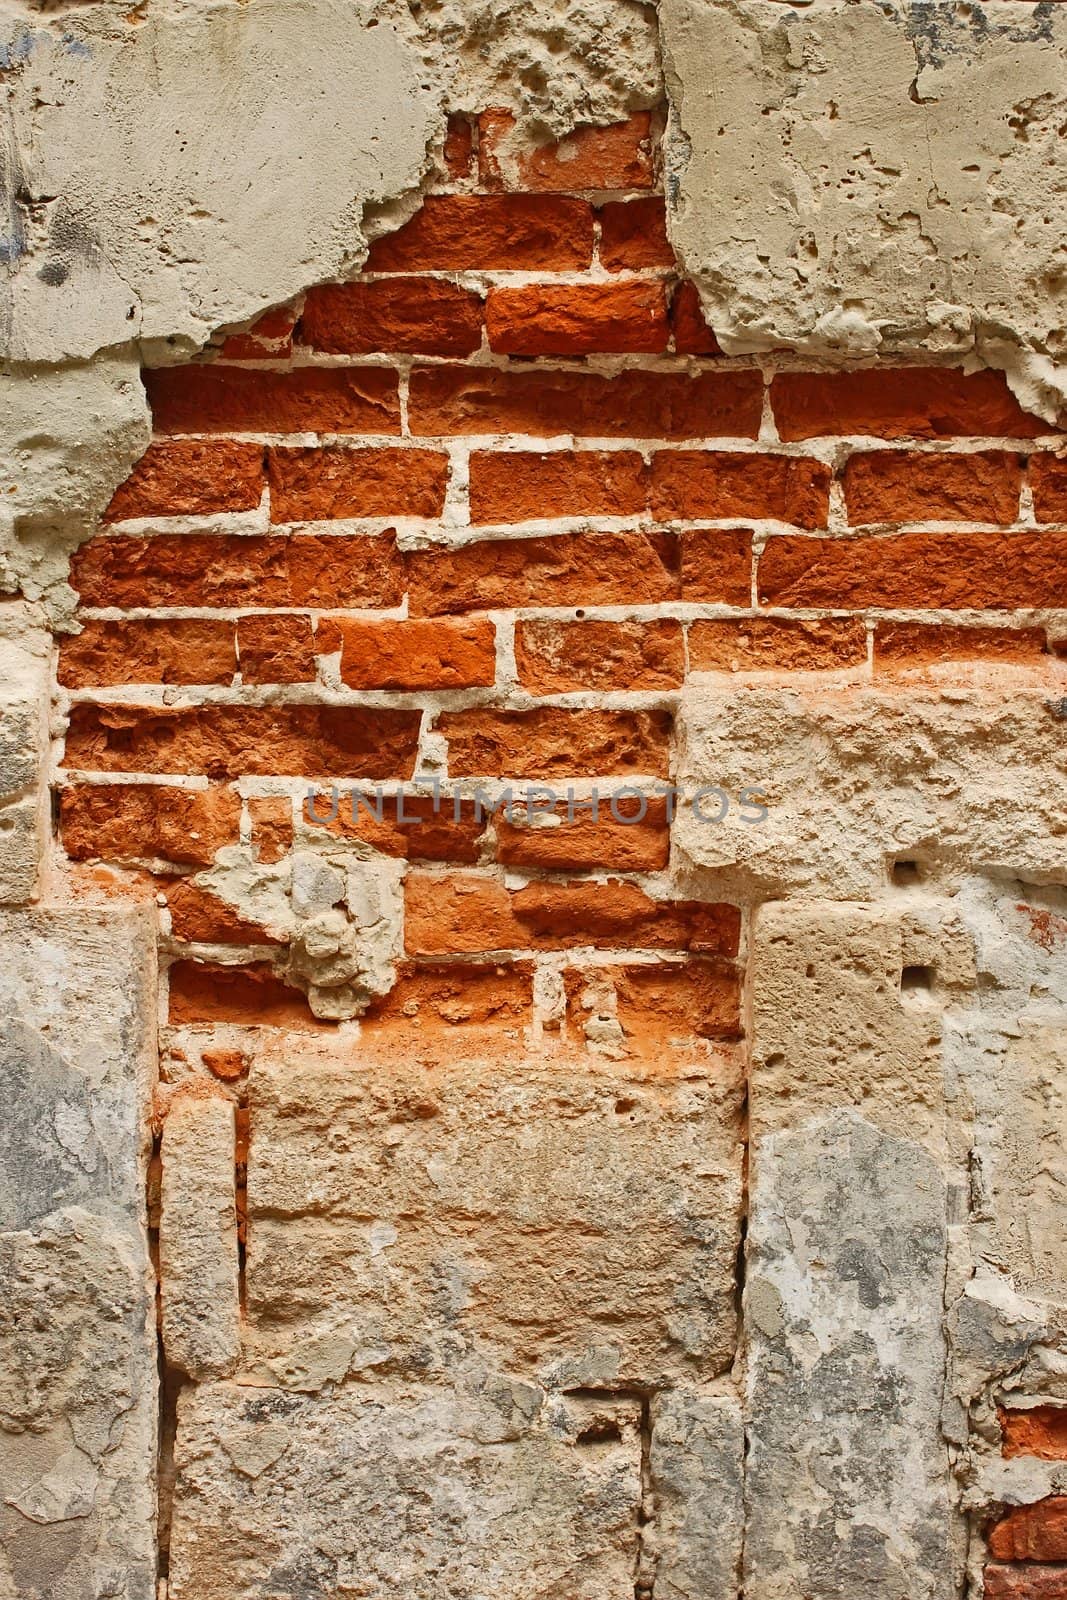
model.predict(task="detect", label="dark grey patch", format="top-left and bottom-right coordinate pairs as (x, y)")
top-left (37, 259), bottom-right (69, 285)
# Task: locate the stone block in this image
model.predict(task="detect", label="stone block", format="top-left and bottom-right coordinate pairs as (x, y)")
top-left (649, 1389), bottom-right (744, 1600)
top-left (160, 1089), bottom-right (240, 1379)
top-left (0, 610), bottom-right (50, 906)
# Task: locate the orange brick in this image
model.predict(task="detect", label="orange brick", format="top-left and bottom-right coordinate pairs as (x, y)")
top-left (60, 783), bottom-right (241, 868)
top-left (300, 278), bottom-right (483, 357)
top-left (408, 364), bottom-right (762, 440)
top-left (58, 619), bottom-right (236, 688)
top-left (442, 114), bottom-right (475, 180)
top-left (364, 959), bottom-right (533, 1031)
top-left (651, 452), bottom-right (831, 528)
top-left (843, 449), bottom-right (1022, 525)
top-left (438, 706), bottom-right (672, 779)
top-left (168, 960), bottom-right (319, 1027)
top-left (988, 1499), bottom-right (1067, 1562)
top-left (248, 796), bottom-right (294, 864)
top-left (771, 368), bottom-right (1047, 441)
top-left (1000, 1406), bottom-right (1067, 1461)
top-left (469, 449), bottom-right (646, 522)
top-left (367, 194), bottom-right (594, 271)
top-left (515, 618), bottom-right (684, 692)
top-left (166, 880), bottom-right (283, 945)
top-left (689, 617), bottom-right (867, 672)
top-left (486, 281), bottom-right (669, 355)
top-left (982, 1564), bottom-right (1067, 1599)
top-left (64, 703), bottom-right (421, 780)
top-left (680, 529), bottom-right (753, 603)
top-left (237, 614), bottom-right (317, 683)
top-left (200, 1046), bottom-right (250, 1082)
top-left (670, 281), bottom-right (720, 355)
top-left (105, 439), bottom-right (264, 521)
top-left (145, 365), bottom-right (401, 435)
top-left (407, 529), bottom-right (680, 613)
top-left (479, 110), bottom-right (654, 191)
top-left (268, 446), bottom-right (448, 522)
top-left (495, 797), bottom-right (670, 872)
top-left (874, 621), bottom-right (1049, 670)
top-left (73, 532), bottom-right (405, 609)
top-left (598, 197), bottom-right (675, 270)
top-left (219, 305), bottom-right (297, 361)
top-left (302, 790), bottom-right (487, 865)
top-left (758, 531), bottom-right (1067, 609)
top-left (1031, 453), bottom-right (1067, 522)
top-left (610, 959), bottom-right (742, 1041)
top-left (322, 616), bottom-right (497, 690)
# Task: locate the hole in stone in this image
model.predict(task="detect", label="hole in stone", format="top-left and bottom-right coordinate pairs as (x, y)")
top-left (900, 964), bottom-right (935, 993)
top-left (892, 858), bottom-right (924, 886)
top-left (576, 1418), bottom-right (624, 1446)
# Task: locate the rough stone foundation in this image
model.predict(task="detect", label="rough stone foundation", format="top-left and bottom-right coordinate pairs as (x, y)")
top-left (1, 9), bottom-right (1066, 1600)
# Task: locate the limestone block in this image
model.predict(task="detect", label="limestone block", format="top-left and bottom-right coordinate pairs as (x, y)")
top-left (674, 672), bottom-right (1067, 900)
top-left (160, 1090), bottom-right (240, 1380)
top-left (0, 608), bottom-right (50, 904)
top-left (661, 0), bottom-right (1067, 417)
top-left (744, 1112), bottom-right (960, 1600)
top-left (168, 1379), bottom-right (643, 1600)
top-left (0, 906), bottom-right (157, 1600)
top-left (649, 1390), bottom-right (744, 1600)
top-left (244, 1043), bottom-right (744, 1389)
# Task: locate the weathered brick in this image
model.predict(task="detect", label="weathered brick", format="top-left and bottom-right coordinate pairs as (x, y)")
top-left (1000, 1406), bottom-right (1067, 1461)
top-left (608, 959), bottom-right (742, 1041)
top-left (407, 530), bottom-right (680, 614)
top-left (300, 279), bottom-right (483, 357)
top-left (758, 531), bottom-right (1067, 609)
top-left (219, 304), bottom-right (297, 361)
top-left (988, 1498), bottom-right (1067, 1562)
top-left (442, 114), bottom-right (475, 180)
top-left (874, 621), bottom-right (1049, 670)
top-left (248, 796), bottom-right (293, 864)
top-left (982, 1564), bottom-right (1067, 1599)
top-left (301, 790), bottom-right (487, 864)
top-left (166, 880), bottom-right (283, 946)
top-left (598, 197), bottom-right (675, 271)
top-left (64, 703), bottom-right (421, 780)
top-left (319, 616), bottom-right (497, 690)
top-left (60, 783), bottom-right (241, 868)
top-left (105, 439), bottom-right (264, 521)
top-left (689, 617), bottom-right (867, 672)
top-left (58, 619), bottom-right (236, 688)
top-left (237, 614), bottom-right (317, 683)
top-left (486, 282), bottom-right (669, 355)
top-left (469, 449), bottom-right (646, 523)
top-left (651, 451), bottom-right (831, 527)
top-left (515, 618), bottom-right (684, 692)
top-left (364, 959), bottom-right (534, 1032)
top-left (145, 365), bottom-right (401, 435)
top-left (680, 529), bottom-right (754, 603)
top-left (72, 532), bottom-right (405, 609)
top-left (168, 961), bottom-right (318, 1027)
top-left (1031, 452), bottom-right (1067, 522)
top-left (670, 281), bottom-right (721, 355)
top-left (366, 194), bottom-right (594, 271)
top-left (495, 797), bottom-right (670, 872)
top-left (439, 706), bottom-right (672, 779)
top-left (842, 449), bottom-right (1022, 525)
top-left (771, 367), bottom-right (1046, 441)
top-left (408, 364), bottom-right (762, 440)
top-left (268, 446), bottom-right (448, 522)
top-left (479, 110), bottom-right (654, 191)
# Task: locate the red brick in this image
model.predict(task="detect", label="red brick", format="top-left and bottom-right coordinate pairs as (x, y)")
top-left (610, 959), bottom-right (742, 1041)
top-left (364, 959), bottom-right (533, 1031)
top-left (168, 960), bottom-right (319, 1027)
top-left (64, 703), bottom-right (421, 781)
top-left (1031, 453), bottom-right (1067, 522)
top-left (758, 531), bottom-right (1067, 609)
top-left (438, 706), bottom-right (672, 779)
top-left (58, 619), bottom-right (236, 688)
top-left (145, 365), bottom-right (401, 435)
top-left (771, 368), bottom-right (1047, 441)
top-left (671, 281), bottom-right (721, 355)
top-left (515, 618), bottom-right (684, 692)
top-left (237, 614), bottom-right (317, 683)
top-left (407, 529), bottom-right (680, 614)
top-left (302, 790), bottom-right (487, 865)
top-left (479, 110), bottom-right (654, 191)
top-left (982, 1564), bottom-right (1067, 1599)
top-left (60, 783), bottom-right (241, 868)
top-left (988, 1499), bottom-right (1067, 1562)
top-left (689, 616), bottom-right (867, 672)
top-left (651, 452), bottom-right (831, 528)
top-left (1001, 1407), bottom-right (1067, 1461)
top-left (443, 114), bottom-right (474, 180)
top-left (200, 1047), bottom-right (250, 1082)
top-left (843, 449), bottom-right (1022, 525)
top-left (300, 278), bottom-right (483, 357)
top-left (469, 449), bottom-right (646, 523)
top-left (72, 532), bottom-right (405, 609)
top-left (248, 796), bottom-right (293, 864)
top-left (598, 198), bottom-right (675, 270)
top-left (405, 872), bottom-right (739, 955)
top-left (680, 529), bottom-right (753, 603)
top-left (366, 194), bottom-right (594, 271)
top-left (496, 797), bottom-right (670, 872)
top-left (320, 616), bottom-right (497, 690)
top-left (486, 281), bottom-right (668, 356)
top-left (105, 439), bottom-right (264, 521)
top-left (268, 446), bottom-right (448, 522)
top-left (874, 621), bottom-right (1049, 670)
top-left (165, 880), bottom-right (283, 946)
top-left (219, 304), bottom-right (297, 361)
top-left (408, 364), bottom-right (762, 440)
